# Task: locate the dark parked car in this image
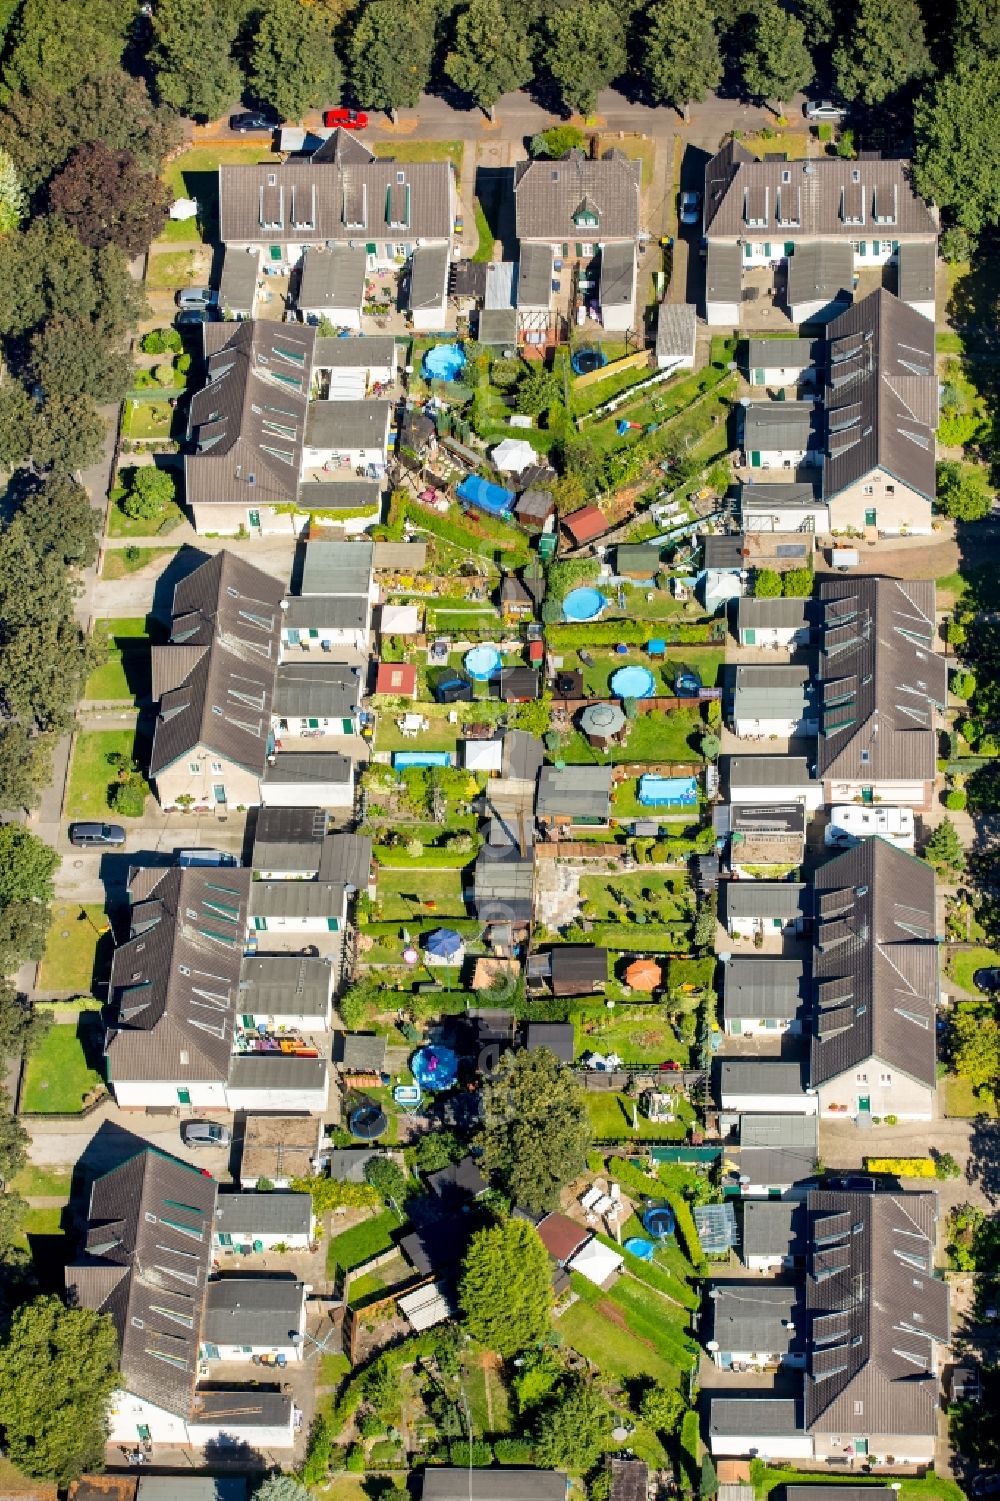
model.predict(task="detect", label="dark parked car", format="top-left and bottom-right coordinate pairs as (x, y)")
top-left (230, 110), bottom-right (277, 133)
top-left (972, 1476), bottom-right (1000, 1498)
top-left (181, 1121), bottom-right (232, 1148)
top-left (176, 307), bottom-right (219, 327)
top-left (69, 822), bottom-right (126, 848)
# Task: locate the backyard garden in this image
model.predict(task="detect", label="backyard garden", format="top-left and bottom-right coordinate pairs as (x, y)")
top-left (19, 1017), bottom-right (105, 1114)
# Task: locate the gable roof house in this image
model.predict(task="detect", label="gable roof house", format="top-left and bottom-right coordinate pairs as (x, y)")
top-left (808, 838), bottom-right (937, 1120)
top-left (821, 290), bottom-right (937, 534)
top-left (702, 142), bottom-right (937, 323)
top-left (65, 1148), bottom-right (296, 1451)
top-left (149, 551), bottom-right (283, 811)
top-left (815, 576), bottom-right (945, 809)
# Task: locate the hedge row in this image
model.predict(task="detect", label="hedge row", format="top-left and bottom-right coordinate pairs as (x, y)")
top-left (680, 1410), bottom-right (700, 1489)
top-left (661, 1189), bottom-right (706, 1270)
top-left (864, 1157), bottom-right (936, 1177)
top-left (546, 619), bottom-right (716, 649)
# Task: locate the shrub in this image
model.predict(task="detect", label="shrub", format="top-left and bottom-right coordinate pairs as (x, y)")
top-left (946, 788), bottom-right (968, 811)
top-left (530, 125), bottom-right (584, 158)
top-left (449, 1440), bottom-right (493, 1467)
top-left (816, 122), bottom-right (833, 142)
top-left (110, 778), bottom-right (148, 817)
top-left (951, 669), bottom-right (977, 701)
top-left (346, 1444), bottom-right (365, 1472)
top-left (140, 330), bottom-right (164, 354)
top-left (934, 1151), bottom-right (961, 1180)
top-left (495, 1437), bottom-right (534, 1464)
top-left (753, 568), bottom-right (782, 598)
top-left (663, 1189), bottom-right (705, 1268)
top-left (863, 1157), bottom-right (936, 1177)
top-left (680, 1409), bottom-right (700, 1491)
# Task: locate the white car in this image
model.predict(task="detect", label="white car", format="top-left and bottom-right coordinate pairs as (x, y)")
top-left (679, 191), bottom-right (701, 226)
top-left (804, 99), bottom-right (847, 121)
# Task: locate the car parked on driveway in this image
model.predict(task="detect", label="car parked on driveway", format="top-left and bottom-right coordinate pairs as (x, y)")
top-left (176, 287), bottom-right (217, 309)
top-left (69, 822), bottom-right (126, 848)
top-left (324, 107), bottom-right (368, 129)
top-left (804, 99), bottom-right (847, 121)
top-left (230, 110), bottom-right (277, 133)
top-left (181, 1121), bottom-right (232, 1148)
top-left (679, 190), bottom-right (701, 226)
top-left (176, 308), bottom-right (219, 327)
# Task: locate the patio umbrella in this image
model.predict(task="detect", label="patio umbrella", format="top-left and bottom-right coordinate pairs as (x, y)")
top-left (492, 437), bottom-right (539, 473)
top-left (425, 927), bottom-right (464, 961)
top-left (625, 958), bottom-right (662, 992)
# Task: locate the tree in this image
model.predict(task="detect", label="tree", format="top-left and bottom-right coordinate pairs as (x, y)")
top-left (945, 788), bottom-right (968, 812)
top-left (0, 722), bottom-right (53, 813)
top-left (249, 0), bottom-right (341, 121)
top-left (0, 1295), bottom-right (119, 1481)
top-left (0, 980), bottom-right (41, 1060)
top-left (122, 466), bottom-right (176, 520)
top-left (0, 147), bottom-right (24, 235)
top-left (254, 1477), bottom-right (313, 1501)
top-left (1, 0), bottom-right (131, 99)
top-left (951, 1010), bottom-right (1000, 1092)
top-left (951, 670), bottom-right (977, 702)
top-left (700, 1453), bottom-right (719, 1498)
top-left (445, 0), bottom-right (533, 116)
top-left (481, 1047), bottom-right (589, 1213)
top-left (833, 0), bottom-right (929, 105)
top-left (934, 1151), bottom-right (961, 1180)
top-left (529, 125), bottom-right (585, 159)
top-left (924, 816), bottom-right (965, 875)
top-left (14, 471), bottom-right (100, 568)
top-left (937, 461), bottom-right (994, 520)
top-left (782, 567), bottom-right (813, 597)
top-left (29, 314), bottom-right (134, 403)
top-left (940, 226), bottom-right (976, 266)
top-left (30, 393), bottom-right (106, 472)
top-left (915, 61), bottom-right (1000, 237)
top-left (0, 218), bottom-right (146, 342)
top-left (364, 1155), bottom-right (407, 1205)
top-left (0, 382), bottom-right (34, 469)
top-left (640, 1384), bottom-right (685, 1435)
top-left (643, 0), bottom-right (722, 116)
top-left (545, 2), bottom-right (627, 116)
top-left (459, 1219), bottom-right (552, 1356)
top-left (517, 364), bottom-right (561, 416)
top-left (0, 70), bottom-right (181, 198)
top-left (151, 0), bottom-right (243, 121)
top-left (534, 1377), bottom-right (611, 1470)
top-left (952, 0), bottom-right (1000, 59)
top-left (740, 0), bottom-right (813, 109)
top-left (0, 1089), bottom-right (28, 1183)
top-left (413, 1129), bottom-right (464, 1172)
top-left (754, 567), bottom-right (782, 597)
top-left (0, 824), bottom-right (57, 911)
top-left (350, 0), bottom-right (437, 117)
top-left (49, 142), bottom-right (169, 255)
top-left (509, 693), bottom-right (553, 736)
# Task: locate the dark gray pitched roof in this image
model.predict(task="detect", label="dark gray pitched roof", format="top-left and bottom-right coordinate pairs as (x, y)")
top-left (189, 1389), bottom-right (291, 1431)
top-left (896, 241), bottom-right (935, 304)
top-left (549, 945), bottom-right (608, 994)
top-left (311, 127), bottom-right (376, 167)
top-left (733, 1112), bottom-right (818, 1187)
top-left (723, 881), bottom-right (809, 923)
top-left (319, 832), bottom-right (373, 888)
top-left (709, 1397), bottom-right (802, 1437)
top-left (703, 148), bottom-right (937, 241)
top-left (227, 1054), bottom-right (328, 1092)
top-left (249, 879), bottom-right (346, 919)
top-left (298, 246), bottom-right (366, 310)
top-left (740, 1197), bottom-right (807, 1260)
top-left (238, 954), bottom-right (332, 1016)
top-left (202, 1276), bottom-right (304, 1346)
top-left (600, 241), bottom-right (636, 308)
top-left (524, 1021), bottom-right (575, 1062)
top-left (426, 1155), bottom-right (488, 1202)
top-left (705, 242), bottom-right (741, 303)
top-left (747, 337), bottom-right (816, 369)
top-left (719, 1059), bottom-right (808, 1097)
top-left (107, 867), bottom-right (251, 1083)
top-left (304, 398), bottom-right (391, 451)
top-left (150, 552), bottom-right (283, 778)
top-left (743, 400), bottom-right (815, 451)
top-left (822, 290), bottom-right (937, 503)
top-left (740, 480), bottom-right (822, 514)
top-left (709, 1282), bottom-right (802, 1354)
top-left (214, 1191), bottom-right (313, 1237)
top-left (219, 246), bottom-right (259, 313)
top-left (253, 805), bottom-right (326, 870)
top-left (66, 1148), bottom-right (215, 1417)
top-left (724, 754), bottom-right (815, 790)
top-left (517, 242), bottom-right (553, 308)
top-left (313, 334), bottom-right (396, 370)
top-left (329, 1147), bottom-right (380, 1181)
top-left (733, 664), bottom-right (813, 721)
top-left (609, 1459), bottom-right (649, 1501)
top-left (537, 765), bottom-right (612, 820)
top-left (809, 838), bottom-right (937, 1089)
top-left (473, 847), bottom-right (534, 922)
top-left (283, 593), bottom-right (371, 630)
top-left (502, 730), bottom-right (544, 782)
top-left (273, 661), bottom-right (362, 719)
top-left (299, 538), bottom-right (374, 594)
top-left (804, 1186), bottom-right (948, 1436)
top-left (724, 957), bottom-right (808, 1021)
top-left (815, 575), bottom-right (945, 783)
top-left (261, 751), bottom-right (352, 786)
top-left (786, 240), bottom-right (853, 305)
top-left (185, 321), bottom-right (314, 509)
top-left (514, 152), bottom-right (641, 241)
top-left (737, 595), bottom-right (811, 633)
top-left (423, 1470), bottom-right (568, 1501)
top-left (339, 1032), bottom-right (388, 1070)
top-left (410, 243), bottom-right (450, 310)
top-left (219, 158), bottom-right (452, 245)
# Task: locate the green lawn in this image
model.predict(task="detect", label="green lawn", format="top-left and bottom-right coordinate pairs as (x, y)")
top-left (753, 1470), bottom-right (965, 1501)
top-left (376, 868), bottom-right (468, 921)
top-left (561, 1267), bottom-right (697, 1385)
top-left (85, 617), bottom-right (155, 701)
top-left (575, 998), bottom-right (690, 1063)
top-left (348, 1250), bottom-right (409, 1307)
top-left (579, 871), bottom-right (691, 923)
top-left (945, 1072), bottom-right (998, 1119)
top-left (107, 496), bottom-right (186, 538)
top-left (946, 946), bottom-right (1000, 997)
top-left (560, 708), bottom-right (705, 768)
top-left (567, 648), bottom-right (725, 697)
top-left (374, 714), bottom-right (462, 755)
top-left (327, 1209), bottom-right (402, 1278)
top-left (472, 198), bottom-right (494, 263)
top-left (160, 143), bottom-right (276, 243)
top-left (66, 729), bottom-right (143, 818)
top-left (20, 1021), bottom-right (104, 1114)
top-left (36, 904), bottom-right (114, 994)
top-left (9, 1163), bottom-right (73, 1199)
top-left (585, 1093), bottom-right (691, 1141)
top-left (373, 139), bottom-right (464, 172)
top-left (101, 546), bottom-right (175, 579)
top-left (145, 249), bottom-right (204, 290)
top-left (121, 399), bottom-right (176, 440)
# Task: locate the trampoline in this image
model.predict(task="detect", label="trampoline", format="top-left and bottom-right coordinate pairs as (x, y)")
top-left (464, 644), bottom-right (502, 681)
top-left (411, 1045), bottom-right (459, 1092)
top-left (349, 1103), bottom-right (389, 1140)
top-left (611, 665), bottom-right (656, 699)
top-left (675, 668), bottom-right (703, 696)
top-left (422, 343), bottom-right (466, 381)
top-left (571, 348), bottom-right (608, 376)
top-left (642, 1205), bottom-right (676, 1240)
top-left (624, 1236), bottom-right (656, 1261)
top-left (563, 587), bottom-right (608, 622)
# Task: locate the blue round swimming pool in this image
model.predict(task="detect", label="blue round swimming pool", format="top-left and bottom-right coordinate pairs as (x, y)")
top-left (624, 1236), bottom-right (656, 1260)
top-left (611, 665), bottom-right (656, 699)
top-left (423, 343), bottom-right (466, 381)
top-left (571, 348), bottom-right (608, 376)
top-left (642, 1205), bottom-right (676, 1240)
top-left (411, 1045), bottom-right (459, 1091)
top-left (563, 587), bottom-right (608, 622)
top-left (464, 644), bottom-right (502, 680)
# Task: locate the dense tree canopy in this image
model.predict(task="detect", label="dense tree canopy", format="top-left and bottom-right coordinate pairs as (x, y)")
top-left (534, 1377), bottom-right (612, 1470)
top-left (0, 0), bottom-right (130, 99)
top-left (445, 0), bottom-right (534, 114)
top-left (740, 0), bottom-right (813, 107)
top-left (481, 1048), bottom-right (589, 1212)
top-left (952, 1010), bottom-right (1000, 1092)
top-left (833, 0), bottom-right (929, 104)
top-left (249, 0), bottom-right (342, 121)
top-left (545, 2), bottom-right (627, 116)
top-left (644, 0), bottom-right (722, 114)
top-left (12, 471), bottom-right (100, 569)
top-left (0, 1296), bottom-right (119, 1481)
top-left (49, 142), bottom-right (170, 255)
top-left (151, 0), bottom-right (243, 120)
top-left (28, 314), bottom-right (134, 404)
top-left (936, 461), bottom-right (994, 521)
top-left (914, 58), bottom-right (1000, 236)
top-left (459, 1219), bottom-right (553, 1356)
top-left (350, 0), bottom-right (437, 115)
top-left (0, 217), bottom-right (145, 342)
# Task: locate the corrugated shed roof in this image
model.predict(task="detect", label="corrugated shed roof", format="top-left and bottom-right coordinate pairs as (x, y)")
top-left (319, 831), bottom-right (373, 888)
top-left (220, 159), bottom-right (452, 244)
top-left (314, 333), bottom-right (396, 371)
top-left (822, 289), bottom-right (937, 502)
top-left (514, 152), bottom-right (640, 240)
top-left (709, 1397), bottom-right (802, 1436)
top-left (804, 1187), bottom-right (948, 1436)
top-left (808, 838), bottom-right (937, 1089)
top-left (740, 1198), bottom-right (806, 1258)
top-left (710, 1282), bottom-right (802, 1353)
top-left (249, 879), bottom-right (346, 918)
top-left (423, 1471), bottom-right (567, 1501)
top-left (746, 337), bottom-right (815, 369)
top-left (537, 764), bottom-right (612, 819)
top-left (219, 247), bottom-right (258, 312)
top-left (261, 750), bottom-right (353, 785)
top-left (185, 321), bottom-right (313, 509)
top-left (733, 663), bottom-right (813, 720)
top-left (656, 301), bottom-right (696, 359)
top-left (719, 1059), bottom-right (807, 1097)
top-left (703, 148), bottom-right (937, 240)
top-left (725, 754), bottom-right (814, 789)
top-left (107, 867), bottom-right (251, 1084)
top-left (150, 551), bottom-right (283, 778)
top-left (66, 1148), bottom-right (215, 1417)
top-left (815, 575), bottom-right (945, 783)
top-left (743, 400), bottom-right (815, 451)
top-left (227, 1054), bottom-right (328, 1093)
top-left (723, 880), bottom-right (809, 923)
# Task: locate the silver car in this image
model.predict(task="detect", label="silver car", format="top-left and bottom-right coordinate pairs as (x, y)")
top-left (804, 100), bottom-right (847, 121)
top-left (181, 1120), bottom-right (232, 1148)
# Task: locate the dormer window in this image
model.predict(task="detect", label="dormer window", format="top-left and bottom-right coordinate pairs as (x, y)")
top-left (743, 184), bottom-right (768, 228)
top-left (873, 183), bottom-right (897, 224)
top-left (841, 182), bottom-right (864, 226)
top-left (572, 196), bottom-right (600, 229)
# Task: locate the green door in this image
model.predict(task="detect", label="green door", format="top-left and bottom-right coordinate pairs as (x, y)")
top-left (242, 1014), bottom-right (255, 1030)
top-left (177, 1088), bottom-right (191, 1106)
top-left (744, 628), bottom-right (756, 646)
top-left (365, 241), bottom-right (377, 255)
top-left (218, 1232), bottom-right (233, 1248)
top-left (751, 450), bottom-right (761, 467)
top-left (327, 917), bottom-right (340, 931)
top-left (731, 1019), bottom-right (743, 1036)
top-left (861, 787), bottom-right (874, 805)
top-left (248, 509), bottom-right (261, 530)
top-left (307, 717), bottom-right (320, 729)
top-left (341, 718), bottom-right (353, 734)
top-left (865, 507), bottom-right (877, 527)
top-left (858, 240), bottom-right (867, 256)
top-left (753, 369), bottom-right (765, 385)
top-left (768, 1187), bottom-right (782, 1199)
top-left (137, 1425), bottom-right (151, 1442)
top-left (202, 1342), bottom-right (220, 1360)
top-left (253, 916), bottom-right (267, 931)
top-left (858, 1095), bottom-right (871, 1112)
top-left (784, 241), bottom-right (794, 256)
top-left (872, 240), bottom-right (879, 256)
top-left (763, 242), bottom-right (771, 257)
top-left (854, 1440), bottom-right (869, 1456)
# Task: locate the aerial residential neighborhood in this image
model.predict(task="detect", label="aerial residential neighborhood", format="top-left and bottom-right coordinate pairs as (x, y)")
top-left (0, 2), bottom-right (999, 1501)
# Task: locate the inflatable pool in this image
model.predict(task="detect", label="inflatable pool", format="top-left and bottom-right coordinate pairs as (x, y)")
top-left (411, 1045), bottom-right (458, 1091)
top-left (563, 587), bottom-right (608, 622)
top-left (423, 343), bottom-right (466, 381)
top-left (464, 644), bottom-right (502, 680)
top-left (611, 665), bottom-right (656, 699)
top-left (624, 1236), bottom-right (656, 1261)
top-left (642, 1205), bottom-right (676, 1240)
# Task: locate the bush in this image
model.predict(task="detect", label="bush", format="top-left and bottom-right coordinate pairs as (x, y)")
top-left (680, 1409), bottom-right (700, 1490)
top-left (346, 1444), bottom-right (365, 1472)
top-left (782, 567), bottom-right (813, 598)
top-left (951, 669), bottom-right (977, 701)
top-left (863, 1156), bottom-right (936, 1177)
top-left (941, 225), bottom-right (976, 265)
top-left (530, 125), bottom-right (584, 158)
top-left (816, 122), bottom-right (833, 142)
top-left (110, 778), bottom-right (147, 817)
top-left (663, 1189), bottom-right (705, 1268)
top-left (449, 1440), bottom-right (493, 1467)
top-left (946, 788), bottom-right (968, 811)
top-left (494, 1438), bottom-right (535, 1465)
top-left (753, 568), bottom-right (782, 598)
